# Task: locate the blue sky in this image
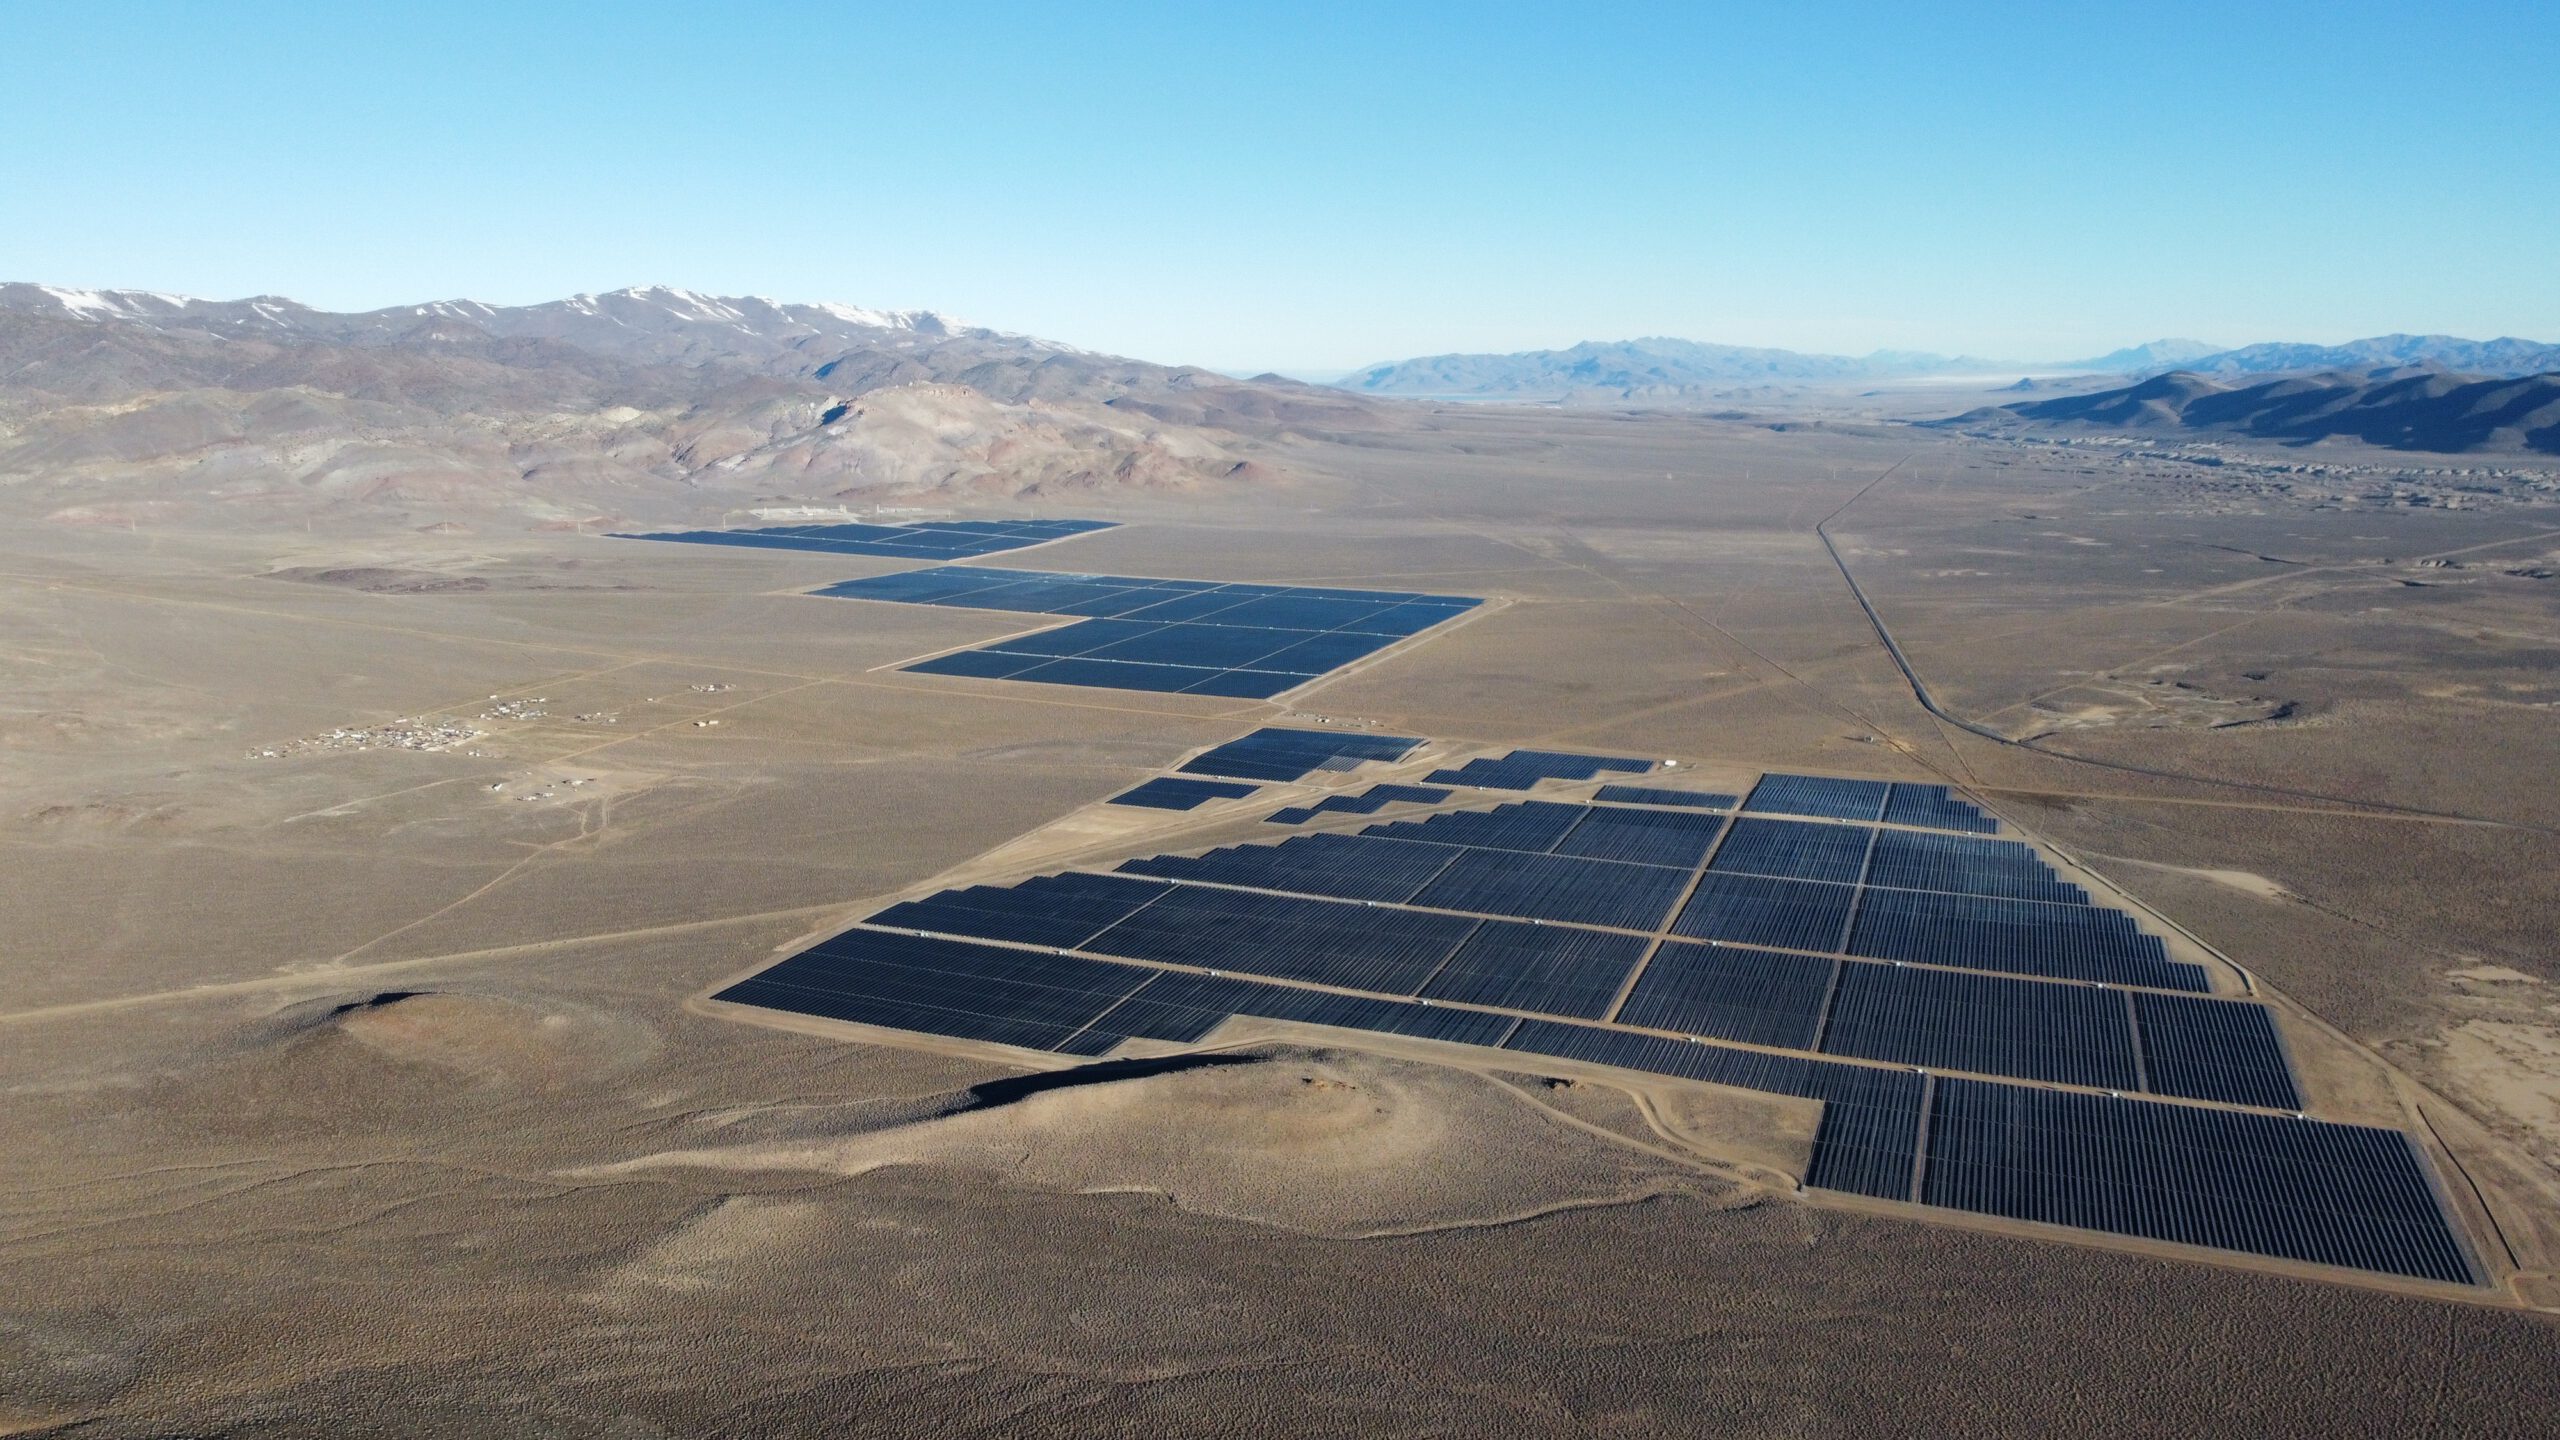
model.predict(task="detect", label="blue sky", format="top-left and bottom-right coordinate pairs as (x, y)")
top-left (6, 2), bottom-right (2555, 372)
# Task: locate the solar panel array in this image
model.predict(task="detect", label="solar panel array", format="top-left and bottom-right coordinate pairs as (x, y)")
top-left (1744, 773), bottom-right (1891, 821)
top-left (816, 567), bottom-right (1479, 698)
top-left (1107, 777), bottom-right (1260, 811)
top-left (615, 517), bottom-right (1116, 560)
top-left (1882, 782), bottom-right (1999, 834)
top-left (1747, 773), bottom-right (1998, 835)
top-left (1427, 750), bottom-right (1652, 790)
top-left (709, 754), bottom-right (2475, 1284)
top-left (1593, 784), bottom-right (1740, 810)
top-left (1180, 727), bottom-right (1424, 782)
top-left (1266, 784), bottom-right (1454, 825)
top-left (1922, 1079), bottom-right (2471, 1282)
top-left (806, 803), bottom-right (2253, 1101)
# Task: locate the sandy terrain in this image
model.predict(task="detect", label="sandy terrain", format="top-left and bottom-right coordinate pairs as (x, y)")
top-left (4, 405), bottom-right (2558, 1433)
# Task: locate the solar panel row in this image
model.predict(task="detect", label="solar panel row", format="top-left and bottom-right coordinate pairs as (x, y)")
top-left (1499, 1020), bottom-right (1926, 1200)
top-left (1082, 970), bottom-right (1522, 1051)
top-left (1615, 941), bottom-right (1835, 1049)
top-left (714, 929), bottom-right (1149, 1054)
top-left (1744, 773), bottom-right (1891, 822)
top-left (1862, 829), bottom-right (2087, 905)
top-left (1085, 884), bottom-right (1479, 994)
top-left (1263, 783), bottom-right (1454, 825)
top-left (1409, 847), bottom-right (1693, 930)
top-left (1107, 777), bottom-right (1261, 811)
top-left (1427, 750), bottom-right (1652, 790)
top-left (1922, 1079), bottom-right (2474, 1283)
top-left (1672, 873), bottom-right (1860, 953)
top-left (1361, 800), bottom-right (1588, 854)
top-left (1846, 888), bottom-right (2206, 991)
top-left (1881, 783), bottom-right (1999, 834)
top-left (1708, 817), bottom-right (1876, 884)
top-left (617, 518), bottom-right (1115, 560)
top-left (1499, 1018), bottom-right (2470, 1281)
top-left (824, 566), bottom-right (1471, 621)
top-left (1417, 922), bottom-right (1651, 1019)
top-left (2133, 990), bottom-right (2305, 1110)
top-left (820, 571), bottom-right (1479, 697)
top-left (1120, 832), bottom-right (1461, 905)
top-left (1744, 773), bottom-right (2004, 837)
top-left (866, 871), bottom-right (1171, 951)
top-left (1592, 784), bottom-right (1739, 810)
top-left (1552, 806), bottom-right (1725, 867)
top-left (1180, 727), bottom-right (1426, 782)
top-left (1822, 964), bottom-right (2143, 1090)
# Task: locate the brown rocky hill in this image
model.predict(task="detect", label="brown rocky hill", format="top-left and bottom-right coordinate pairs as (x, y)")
top-left (1937, 368), bottom-right (2560, 454)
top-left (0, 284), bottom-right (1379, 530)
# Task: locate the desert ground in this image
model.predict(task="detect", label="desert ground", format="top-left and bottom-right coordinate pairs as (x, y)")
top-left (6, 403), bottom-right (2560, 1435)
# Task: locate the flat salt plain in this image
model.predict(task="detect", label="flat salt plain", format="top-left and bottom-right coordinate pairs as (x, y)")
top-left (713, 736), bottom-right (2482, 1288)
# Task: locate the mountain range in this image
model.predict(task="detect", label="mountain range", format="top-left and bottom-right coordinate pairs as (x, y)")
top-left (1336, 333), bottom-right (2560, 398)
top-left (1939, 368), bottom-right (2560, 455)
top-left (1331, 337), bottom-right (2008, 397)
top-left (0, 284), bottom-right (1372, 529)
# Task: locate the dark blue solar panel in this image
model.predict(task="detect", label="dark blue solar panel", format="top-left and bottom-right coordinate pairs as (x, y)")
top-left (1707, 817), bottom-right (1875, 883)
top-left (715, 928), bottom-right (1148, 1052)
top-left (1592, 785), bottom-right (1738, 810)
top-left (1180, 727), bottom-right (1425, 782)
top-left (1112, 589), bottom-right (1259, 622)
top-left (1419, 922), bottom-right (1650, 1019)
top-left (1084, 971), bottom-right (1520, 1051)
top-left (823, 569), bottom-right (1476, 695)
top-left (1845, 888), bottom-right (2207, 991)
top-left (901, 649), bottom-right (1053, 680)
top-left (1360, 801), bottom-right (1588, 855)
top-left (867, 872), bottom-right (1169, 951)
top-left (1410, 848), bottom-right (1690, 930)
top-left (1426, 750), bottom-right (1653, 790)
top-left (2134, 992), bottom-right (2304, 1110)
top-left (1552, 806), bottom-right (1725, 867)
top-left (1340, 601), bottom-right (1476, 637)
top-left (1362, 783), bottom-right (1456, 806)
top-left (1671, 874), bottom-right (1859, 953)
top-left (1821, 964), bottom-right (2141, 1090)
top-left (1120, 833), bottom-right (1459, 904)
top-left (617, 518), bottom-right (1118, 560)
top-left (1923, 1079), bottom-right (2475, 1283)
top-left (980, 618), bottom-right (1162, 658)
top-left (1744, 773), bottom-right (1890, 821)
top-left (1108, 777), bottom-right (1261, 811)
top-left (1083, 622), bottom-right (1318, 669)
top-left (1262, 784), bottom-right (1454, 824)
top-left (1174, 669), bottom-right (1314, 699)
top-left (1499, 1021), bottom-right (1924, 1200)
top-left (1252, 630), bottom-right (1409, 673)
top-left (1882, 783), bottom-right (2000, 834)
top-left (1192, 595), bottom-right (1405, 631)
top-left (1616, 942), bottom-right (1835, 1049)
top-left (993, 657), bottom-right (1203, 691)
top-left (1082, 884), bottom-right (1478, 993)
top-left (1863, 829), bottom-right (2085, 904)
top-left (1800, 1065), bottom-right (1931, 1198)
